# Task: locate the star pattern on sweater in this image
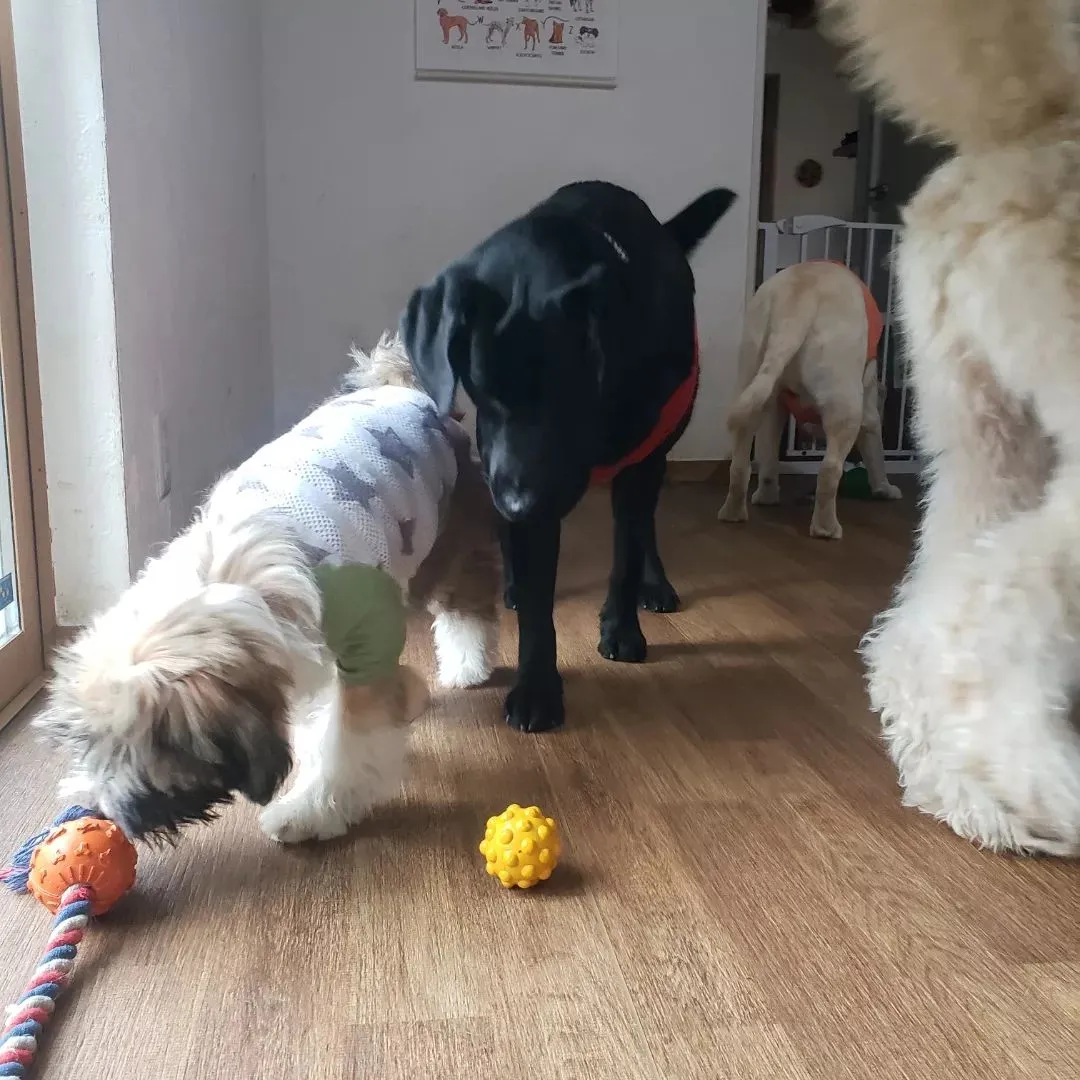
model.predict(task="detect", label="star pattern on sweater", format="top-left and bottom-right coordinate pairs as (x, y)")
top-left (412, 400), bottom-right (445, 434)
top-left (371, 426), bottom-right (416, 478)
top-left (295, 538), bottom-right (332, 566)
top-left (399, 518), bottom-right (415, 557)
top-left (316, 459), bottom-right (380, 510)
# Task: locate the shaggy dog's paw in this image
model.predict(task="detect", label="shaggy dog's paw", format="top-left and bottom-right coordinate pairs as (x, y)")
top-left (505, 675), bottom-right (565, 733)
top-left (598, 615), bottom-right (647, 663)
top-left (432, 611), bottom-right (494, 689)
top-left (259, 797), bottom-right (351, 845)
top-left (872, 483), bottom-right (903, 501)
top-left (639, 579), bottom-right (680, 613)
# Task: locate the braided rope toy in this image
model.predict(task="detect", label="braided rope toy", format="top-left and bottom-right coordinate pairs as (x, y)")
top-left (1, 809), bottom-right (137, 1078)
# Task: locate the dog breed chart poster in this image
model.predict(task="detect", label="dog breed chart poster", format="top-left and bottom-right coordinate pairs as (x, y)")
top-left (416, 0), bottom-right (617, 87)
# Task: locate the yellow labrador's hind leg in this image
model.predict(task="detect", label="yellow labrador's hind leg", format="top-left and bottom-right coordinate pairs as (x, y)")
top-left (810, 411), bottom-right (861, 540)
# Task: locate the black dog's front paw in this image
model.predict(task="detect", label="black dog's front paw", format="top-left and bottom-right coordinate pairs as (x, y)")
top-left (598, 613), bottom-right (647, 663)
top-left (505, 676), bottom-right (564, 733)
top-left (503, 583), bottom-right (519, 612)
top-left (638, 579), bottom-right (680, 613)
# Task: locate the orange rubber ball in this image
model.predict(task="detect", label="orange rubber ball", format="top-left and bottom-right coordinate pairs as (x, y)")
top-left (27, 817), bottom-right (138, 916)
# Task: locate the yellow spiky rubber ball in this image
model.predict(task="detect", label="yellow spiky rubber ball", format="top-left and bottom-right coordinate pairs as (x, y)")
top-left (479, 804), bottom-right (561, 889)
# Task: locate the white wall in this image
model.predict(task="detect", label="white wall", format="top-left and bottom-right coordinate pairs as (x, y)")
top-left (262, 0), bottom-right (764, 461)
top-left (97, 0), bottom-right (273, 568)
top-left (765, 23), bottom-right (858, 220)
top-left (11, 0), bottom-right (129, 624)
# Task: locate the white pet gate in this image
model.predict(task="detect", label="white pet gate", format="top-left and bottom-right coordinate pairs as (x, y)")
top-left (756, 215), bottom-right (919, 474)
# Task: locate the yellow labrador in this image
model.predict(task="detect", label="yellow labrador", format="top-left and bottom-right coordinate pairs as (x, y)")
top-left (719, 260), bottom-right (900, 539)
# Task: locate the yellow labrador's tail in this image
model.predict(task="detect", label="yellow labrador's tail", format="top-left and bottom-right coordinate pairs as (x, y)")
top-left (726, 284), bottom-right (811, 430)
top-left (820, 0), bottom-right (1080, 153)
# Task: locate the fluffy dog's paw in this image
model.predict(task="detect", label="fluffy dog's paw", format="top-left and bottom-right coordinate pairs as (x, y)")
top-left (872, 483), bottom-right (903, 501)
top-left (504, 676), bottom-right (564, 733)
top-left (639, 579), bottom-right (679, 613)
top-left (259, 797), bottom-right (351, 845)
top-left (598, 616), bottom-right (647, 663)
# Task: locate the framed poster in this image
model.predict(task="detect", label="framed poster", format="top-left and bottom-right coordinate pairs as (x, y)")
top-left (416, 0), bottom-right (617, 88)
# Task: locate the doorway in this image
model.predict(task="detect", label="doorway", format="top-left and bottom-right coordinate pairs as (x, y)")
top-left (854, 102), bottom-right (952, 225)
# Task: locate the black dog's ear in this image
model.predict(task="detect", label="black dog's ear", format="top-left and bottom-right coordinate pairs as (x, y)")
top-left (401, 282), bottom-right (460, 416)
top-left (544, 263), bottom-right (616, 390)
top-left (545, 262), bottom-right (605, 324)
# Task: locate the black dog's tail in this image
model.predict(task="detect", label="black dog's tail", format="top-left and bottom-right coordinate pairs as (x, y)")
top-left (663, 188), bottom-right (737, 256)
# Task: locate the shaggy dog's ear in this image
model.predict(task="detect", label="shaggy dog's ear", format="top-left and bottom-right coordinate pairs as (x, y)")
top-left (47, 583), bottom-right (298, 815)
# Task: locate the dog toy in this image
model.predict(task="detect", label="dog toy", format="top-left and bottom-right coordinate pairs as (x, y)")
top-left (1, 809), bottom-right (137, 1078)
top-left (837, 463), bottom-right (875, 500)
top-left (479, 803), bottom-right (561, 889)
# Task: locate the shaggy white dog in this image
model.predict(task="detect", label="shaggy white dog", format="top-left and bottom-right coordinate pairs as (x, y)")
top-left (42, 336), bottom-right (499, 844)
top-left (718, 260), bottom-right (901, 539)
top-left (823, 0), bottom-right (1080, 854)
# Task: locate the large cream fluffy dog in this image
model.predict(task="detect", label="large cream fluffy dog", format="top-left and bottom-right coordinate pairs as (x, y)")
top-left (824, 0), bottom-right (1080, 854)
top-left (718, 260), bottom-right (901, 539)
top-left (40, 336), bottom-right (498, 843)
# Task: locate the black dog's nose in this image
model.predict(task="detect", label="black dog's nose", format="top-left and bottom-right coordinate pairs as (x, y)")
top-left (492, 479), bottom-right (538, 522)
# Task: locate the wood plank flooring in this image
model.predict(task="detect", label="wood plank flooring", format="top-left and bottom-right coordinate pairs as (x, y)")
top-left (2, 481), bottom-right (1078, 1079)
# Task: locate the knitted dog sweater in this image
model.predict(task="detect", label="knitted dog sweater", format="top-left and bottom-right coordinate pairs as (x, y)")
top-left (225, 384), bottom-right (463, 683)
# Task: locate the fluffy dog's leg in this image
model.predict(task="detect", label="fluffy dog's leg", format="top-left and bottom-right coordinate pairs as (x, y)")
top-left (809, 409), bottom-right (860, 540)
top-left (862, 363), bottom-right (1055, 849)
top-left (898, 476), bottom-right (1080, 856)
top-left (259, 668), bottom-right (428, 843)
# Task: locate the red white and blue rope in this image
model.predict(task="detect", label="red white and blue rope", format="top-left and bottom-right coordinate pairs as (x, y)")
top-left (0, 883), bottom-right (93, 1078)
top-left (0, 806), bottom-right (97, 895)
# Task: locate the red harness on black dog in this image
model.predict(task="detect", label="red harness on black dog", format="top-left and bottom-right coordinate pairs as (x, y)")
top-left (589, 329), bottom-right (700, 485)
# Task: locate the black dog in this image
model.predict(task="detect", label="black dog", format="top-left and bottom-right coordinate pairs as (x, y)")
top-left (401, 181), bottom-right (735, 732)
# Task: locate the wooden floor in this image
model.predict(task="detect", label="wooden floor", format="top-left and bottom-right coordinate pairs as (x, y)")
top-left (2, 481), bottom-right (1079, 1079)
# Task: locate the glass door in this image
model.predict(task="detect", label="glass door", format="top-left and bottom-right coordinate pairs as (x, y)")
top-left (0, 0), bottom-right (44, 718)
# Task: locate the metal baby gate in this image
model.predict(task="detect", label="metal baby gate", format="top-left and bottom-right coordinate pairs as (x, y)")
top-left (755, 215), bottom-right (918, 472)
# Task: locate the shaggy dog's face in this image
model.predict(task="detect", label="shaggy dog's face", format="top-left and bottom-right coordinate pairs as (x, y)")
top-left (402, 271), bottom-right (604, 522)
top-left (39, 534), bottom-right (302, 840)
